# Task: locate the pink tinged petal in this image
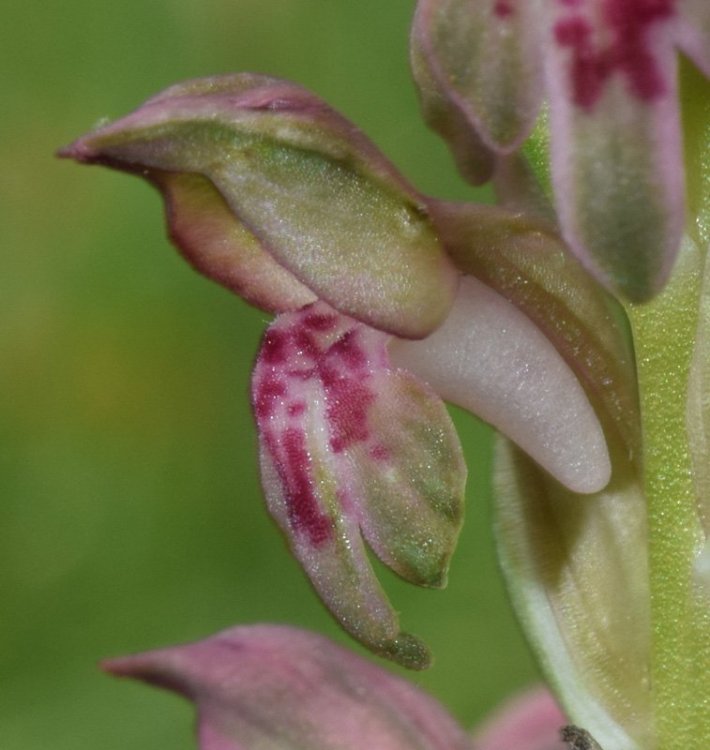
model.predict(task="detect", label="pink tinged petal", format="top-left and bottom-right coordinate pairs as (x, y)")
top-left (411, 0), bottom-right (545, 154)
top-left (252, 303), bottom-right (466, 668)
top-left (472, 688), bottom-right (568, 750)
top-left (544, 0), bottom-right (684, 301)
top-left (103, 625), bottom-right (473, 750)
top-left (390, 276), bottom-right (611, 494)
top-left (155, 171), bottom-right (315, 313)
top-left (676, 0), bottom-right (710, 77)
top-left (59, 73), bottom-right (457, 337)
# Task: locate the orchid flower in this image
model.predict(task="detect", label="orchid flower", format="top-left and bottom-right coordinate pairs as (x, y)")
top-left (412, 0), bottom-right (710, 302)
top-left (60, 2), bottom-right (710, 749)
top-left (103, 624), bottom-right (573, 750)
top-left (410, 5), bottom-right (710, 748)
top-left (60, 74), bottom-right (616, 668)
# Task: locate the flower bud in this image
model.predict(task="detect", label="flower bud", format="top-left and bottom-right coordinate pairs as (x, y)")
top-left (104, 625), bottom-right (473, 750)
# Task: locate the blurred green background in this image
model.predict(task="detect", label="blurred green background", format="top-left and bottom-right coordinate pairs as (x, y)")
top-left (2, 1), bottom-right (539, 747)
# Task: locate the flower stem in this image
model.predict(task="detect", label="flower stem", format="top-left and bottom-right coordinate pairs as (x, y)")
top-left (626, 240), bottom-right (710, 750)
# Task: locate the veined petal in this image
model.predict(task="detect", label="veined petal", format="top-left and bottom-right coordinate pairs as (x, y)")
top-left (411, 0), bottom-right (544, 154)
top-left (544, 0), bottom-right (684, 302)
top-left (494, 439), bottom-right (651, 750)
top-left (252, 303), bottom-right (466, 668)
top-left (104, 625), bottom-right (473, 750)
top-left (391, 275), bottom-right (611, 494)
top-left (59, 74), bottom-right (457, 337)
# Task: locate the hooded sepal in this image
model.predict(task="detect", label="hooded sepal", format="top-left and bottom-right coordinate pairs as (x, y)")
top-left (410, 8), bottom-right (495, 185)
top-left (103, 625), bottom-right (473, 750)
top-left (252, 303), bottom-right (466, 668)
top-left (59, 73), bottom-right (457, 337)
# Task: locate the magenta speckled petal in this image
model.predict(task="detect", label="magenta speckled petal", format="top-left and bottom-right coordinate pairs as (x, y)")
top-left (544, 0), bottom-right (684, 302)
top-left (411, 0), bottom-right (544, 154)
top-left (59, 74), bottom-right (457, 337)
top-left (252, 303), bottom-right (465, 668)
top-left (103, 625), bottom-right (473, 750)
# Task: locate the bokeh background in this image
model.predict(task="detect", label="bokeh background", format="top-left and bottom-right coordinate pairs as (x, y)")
top-left (2, 1), bottom-right (539, 747)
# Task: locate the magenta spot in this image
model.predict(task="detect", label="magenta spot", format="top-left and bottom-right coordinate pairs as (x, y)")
top-left (254, 376), bottom-right (287, 419)
top-left (293, 327), bottom-right (320, 360)
top-left (281, 427), bottom-right (333, 546)
top-left (326, 378), bottom-right (374, 453)
top-left (555, 0), bottom-right (675, 110)
top-left (369, 445), bottom-right (391, 462)
top-left (555, 15), bottom-right (591, 47)
top-left (288, 401), bottom-right (307, 417)
top-left (494, 1), bottom-right (514, 18)
top-left (260, 328), bottom-right (289, 365)
top-left (287, 366), bottom-right (317, 381)
top-left (303, 312), bottom-right (338, 331)
top-left (554, 17), bottom-right (608, 109)
top-left (328, 330), bottom-right (367, 370)
top-left (317, 360), bottom-right (340, 389)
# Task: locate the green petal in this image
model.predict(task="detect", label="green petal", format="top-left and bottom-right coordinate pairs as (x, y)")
top-left (544, 2), bottom-right (684, 301)
top-left (411, 0), bottom-right (544, 152)
top-left (494, 438), bottom-right (651, 750)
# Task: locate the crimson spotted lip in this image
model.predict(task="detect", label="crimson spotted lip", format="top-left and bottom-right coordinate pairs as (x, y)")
top-left (252, 302), bottom-right (466, 668)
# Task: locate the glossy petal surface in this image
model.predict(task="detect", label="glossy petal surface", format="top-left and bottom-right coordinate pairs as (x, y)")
top-left (60, 74), bottom-right (457, 337)
top-left (104, 625), bottom-right (473, 750)
top-left (252, 303), bottom-right (465, 668)
top-left (432, 201), bottom-right (640, 459)
top-left (391, 275), bottom-right (611, 494)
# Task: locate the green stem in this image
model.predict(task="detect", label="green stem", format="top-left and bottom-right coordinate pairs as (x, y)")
top-left (626, 242), bottom-right (710, 750)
